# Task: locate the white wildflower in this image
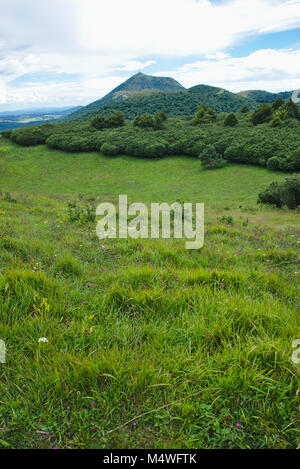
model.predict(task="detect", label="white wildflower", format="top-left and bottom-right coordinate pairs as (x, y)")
top-left (38, 337), bottom-right (48, 343)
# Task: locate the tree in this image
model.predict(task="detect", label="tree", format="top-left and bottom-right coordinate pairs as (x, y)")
top-left (240, 105), bottom-right (250, 113)
top-left (224, 113), bottom-right (238, 127)
top-left (105, 111), bottom-right (126, 128)
top-left (91, 111), bottom-right (125, 129)
top-left (199, 145), bottom-right (226, 169)
top-left (153, 111), bottom-right (168, 130)
top-left (251, 104), bottom-right (273, 125)
top-left (192, 104), bottom-right (216, 125)
top-left (281, 175), bottom-right (300, 209)
top-left (155, 110), bottom-right (167, 122)
top-left (134, 114), bottom-right (155, 129)
top-left (272, 98), bottom-right (285, 111)
top-left (91, 115), bottom-right (106, 130)
top-left (285, 99), bottom-right (300, 120)
top-left (270, 117), bottom-right (282, 128)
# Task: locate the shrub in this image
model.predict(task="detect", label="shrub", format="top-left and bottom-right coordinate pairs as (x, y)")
top-left (134, 114), bottom-right (155, 129)
top-left (270, 117), bottom-right (282, 128)
top-left (224, 113), bottom-right (238, 127)
top-left (1, 130), bottom-right (12, 138)
top-left (199, 145), bottom-right (226, 169)
top-left (10, 124), bottom-right (54, 146)
top-left (123, 136), bottom-right (168, 158)
top-left (285, 99), bottom-right (300, 120)
top-left (251, 104), bottom-right (273, 125)
top-left (218, 215), bottom-right (234, 225)
top-left (105, 111), bottom-right (126, 128)
top-left (153, 111), bottom-right (168, 130)
top-left (240, 105), bottom-right (250, 113)
top-left (258, 175), bottom-right (300, 209)
top-left (278, 152), bottom-right (300, 172)
top-left (192, 104), bottom-right (216, 125)
top-left (91, 115), bottom-right (106, 130)
top-left (224, 144), bottom-right (250, 163)
top-left (145, 142), bottom-right (168, 158)
top-left (280, 175), bottom-right (300, 209)
top-left (272, 98), bottom-right (285, 111)
top-left (91, 111), bottom-right (125, 130)
top-left (267, 156), bottom-right (282, 171)
top-left (155, 110), bottom-right (167, 122)
top-left (258, 181), bottom-right (282, 208)
top-left (214, 137), bottom-right (232, 156)
top-left (100, 143), bottom-right (119, 156)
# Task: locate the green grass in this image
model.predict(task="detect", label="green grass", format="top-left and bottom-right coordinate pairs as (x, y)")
top-left (0, 140), bottom-right (292, 206)
top-left (0, 138), bottom-right (299, 449)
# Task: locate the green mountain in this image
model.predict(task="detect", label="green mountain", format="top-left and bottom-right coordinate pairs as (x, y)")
top-left (85, 84), bottom-right (257, 120)
top-left (66, 72), bottom-right (296, 122)
top-left (238, 90), bottom-right (293, 104)
top-left (66, 72), bottom-right (184, 121)
top-left (66, 77), bottom-right (257, 121)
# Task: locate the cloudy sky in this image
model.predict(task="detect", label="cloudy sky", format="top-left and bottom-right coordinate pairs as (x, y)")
top-left (1, 0), bottom-right (300, 110)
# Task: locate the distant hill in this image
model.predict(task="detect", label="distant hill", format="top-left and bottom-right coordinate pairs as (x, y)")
top-left (0, 106), bottom-right (82, 132)
top-left (76, 84), bottom-right (256, 120)
top-left (66, 72), bottom-right (185, 121)
top-left (0, 106), bottom-right (82, 118)
top-left (237, 90), bottom-right (293, 104)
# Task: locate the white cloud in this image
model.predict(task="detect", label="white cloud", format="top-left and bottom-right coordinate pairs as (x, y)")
top-left (161, 48), bottom-right (300, 92)
top-left (75, 0), bottom-right (300, 56)
top-left (114, 61), bottom-right (156, 72)
top-left (1, 0), bottom-right (300, 107)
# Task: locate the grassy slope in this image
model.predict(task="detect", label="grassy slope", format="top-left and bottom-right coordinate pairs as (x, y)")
top-left (0, 139), bottom-right (299, 449)
top-left (0, 141), bottom-right (291, 206)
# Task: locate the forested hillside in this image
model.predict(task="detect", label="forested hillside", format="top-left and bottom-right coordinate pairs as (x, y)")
top-left (238, 90), bottom-right (293, 104)
top-left (66, 72), bottom-right (184, 121)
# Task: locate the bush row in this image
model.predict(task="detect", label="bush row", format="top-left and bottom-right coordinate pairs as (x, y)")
top-left (2, 111), bottom-right (300, 170)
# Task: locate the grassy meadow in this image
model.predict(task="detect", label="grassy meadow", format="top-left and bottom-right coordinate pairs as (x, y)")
top-left (0, 138), bottom-right (299, 449)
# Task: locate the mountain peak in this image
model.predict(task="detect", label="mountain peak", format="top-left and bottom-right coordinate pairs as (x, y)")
top-left (67, 72), bottom-right (185, 120)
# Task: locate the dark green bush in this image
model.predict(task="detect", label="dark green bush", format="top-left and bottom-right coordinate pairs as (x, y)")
top-left (91, 111), bottom-right (125, 130)
top-left (280, 175), bottom-right (300, 209)
top-left (251, 104), bottom-right (273, 125)
top-left (271, 98), bottom-right (285, 111)
top-left (258, 181), bottom-right (282, 208)
top-left (133, 114), bottom-right (155, 129)
top-left (224, 113), bottom-right (238, 127)
top-left (1, 130), bottom-right (12, 138)
top-left (267, 156), bottom-right (282, 171)
top-left (105, 111), bottom-right (126, 128)
top-left (10, 124), bottom-right (54, 146)
top-left (224, 144), bottom-right (250, 163)
top-left (199, 145), bottom-right (226, 169)
top-left (258, 175), bottom-right (300, 209)
top-left (100, 143), bottom-right (120, 156)
top-left (240, 105), bottom-right (250, 113)
top-left (270, 117), bottom-right (282, 128)
top-left (91, 115), bottom-right (106, 130)
top-left (192, 104), bottom-right (216, 125)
